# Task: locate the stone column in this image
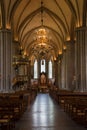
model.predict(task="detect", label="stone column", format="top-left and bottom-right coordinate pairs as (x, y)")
top-left (85, 28), bottom-right (87, 90)
top-left (46, 60), bottom-right (48, 83)
top-left (61, 50), bottom-right (66, 89)
top-left (31, 64), bottom-right (34, 79)
top-left (0, 29), bottom-right (12, 92)
top-left (38, 59), bottom-right (41, 84)
top-left (65, 40), bottom-right (75, 91)
top-left (52, 60), bottom-right (55, 79)
top-left (75, 28), bottom-right (86, 91)
top-left (57, 54), bottom-right (62, 89)
top-left (54, 59), bottom-right (58, 87)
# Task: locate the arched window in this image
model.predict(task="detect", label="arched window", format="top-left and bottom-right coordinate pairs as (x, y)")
top-left (48, 60), bottom-right (52, 78)
top-left (41, 59), bottom-right (46, 72)
top-left (34, 60), bottom-right (38, 78)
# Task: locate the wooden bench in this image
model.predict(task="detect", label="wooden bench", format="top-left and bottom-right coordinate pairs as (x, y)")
top-left (0, 89), bottom-right (37, 130)
top-left (49, 89), bottom-right (87, 126)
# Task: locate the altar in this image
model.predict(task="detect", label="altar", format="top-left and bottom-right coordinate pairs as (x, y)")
top-left (39, 72), bottom-right (48, 92)
top-left (40, 73), bottom-right (46, 85)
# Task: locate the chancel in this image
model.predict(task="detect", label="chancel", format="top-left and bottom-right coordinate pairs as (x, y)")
top-left (40, 72), bottom-right (46, 85)
top-left (0, 0), bottom-right (87, 130)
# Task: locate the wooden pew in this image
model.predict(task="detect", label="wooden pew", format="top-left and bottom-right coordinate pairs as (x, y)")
top-left (0, 89), bottom-right (37, 129)
top-left (49, 89), bottom-right (87, 126)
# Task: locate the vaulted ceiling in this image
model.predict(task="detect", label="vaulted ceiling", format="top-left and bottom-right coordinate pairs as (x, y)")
top-left (0, 0), bottom-right (84, 60)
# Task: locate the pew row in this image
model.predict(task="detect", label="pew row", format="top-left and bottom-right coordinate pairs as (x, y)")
top-left (49, 88), bottom-right (87, 127)
top-left (0, 89), bottom-right (37, 130)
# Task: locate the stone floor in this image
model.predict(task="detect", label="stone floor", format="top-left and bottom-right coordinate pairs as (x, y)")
top-left (15, 93), bottom-right (87, 130)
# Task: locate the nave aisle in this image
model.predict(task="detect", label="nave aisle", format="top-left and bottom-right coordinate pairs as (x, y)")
top-left (15, 94), bottom-right (86, 130)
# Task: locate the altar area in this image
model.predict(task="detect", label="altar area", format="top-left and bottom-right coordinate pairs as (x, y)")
top-left (39, 72), bottom-right (48, 93)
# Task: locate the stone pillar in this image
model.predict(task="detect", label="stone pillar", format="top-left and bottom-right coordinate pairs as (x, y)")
top-left (57, 54), bottom-right (62, 89)
top-left (38, 59), bottom-right (41, 83)
top-left (46, 60), bottom-right (48, 83)
top-left (65, 41), bottom-right (75, 91)
top-left (61, 50), bottom-right (67, 89)
top-left (86, 28), bottom-right (87, 90)
top-left (75, 28), bottom-right (86, 91)
top-left (54, 59), bottom-right (58, 87)
top-left (0, 29), bottom-right (12, 92)
top-left (52, 60), bottom-right (55, 79)
top-left (31, 64), bottom-right (34, 79)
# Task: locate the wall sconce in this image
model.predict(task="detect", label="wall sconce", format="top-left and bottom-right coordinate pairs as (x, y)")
top-left (63, 45), bottom-right (67, 51)
top-left (58, 50), bottom-right (62, 55)
top-left (58, 52), bottom-right (63, 62)
top-left (54, 57), bottom-right (57, 61)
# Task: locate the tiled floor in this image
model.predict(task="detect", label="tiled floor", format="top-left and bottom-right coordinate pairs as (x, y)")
top-left (15, 93), bottom-right (87, 130)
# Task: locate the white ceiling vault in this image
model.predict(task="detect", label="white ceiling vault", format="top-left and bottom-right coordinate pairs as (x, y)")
top-left (0, 0), bottom-right (84, 60)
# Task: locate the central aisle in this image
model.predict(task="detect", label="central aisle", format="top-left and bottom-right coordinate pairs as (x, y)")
top-left (15, 94), bottom-right (86, 130)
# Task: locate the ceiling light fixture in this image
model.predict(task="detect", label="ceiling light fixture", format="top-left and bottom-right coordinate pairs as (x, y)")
top-left (35, 0), bottom-right (49, 45)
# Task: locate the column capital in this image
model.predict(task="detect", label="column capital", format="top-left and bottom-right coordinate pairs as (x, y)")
top-left (0, 29), bottom-right (12, 33)
top-left (75, 26), bottom-right (87, 31)
top-left (65, 40), bottom-right (75, 45)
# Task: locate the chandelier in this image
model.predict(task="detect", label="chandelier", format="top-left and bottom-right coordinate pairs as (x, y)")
top-left (36, 28), bottom-right (49, 44)
top-left (35, 0), bottom-right (49, 45)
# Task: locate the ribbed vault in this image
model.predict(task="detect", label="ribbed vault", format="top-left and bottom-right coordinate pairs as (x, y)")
top-left (0, 0), bottom-right (84, 60)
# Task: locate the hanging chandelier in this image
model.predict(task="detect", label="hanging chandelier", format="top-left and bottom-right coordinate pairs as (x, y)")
top-left (36, 28), bottom-right (49, 44)
top-left (35, 0), bottom-right (49, 45)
